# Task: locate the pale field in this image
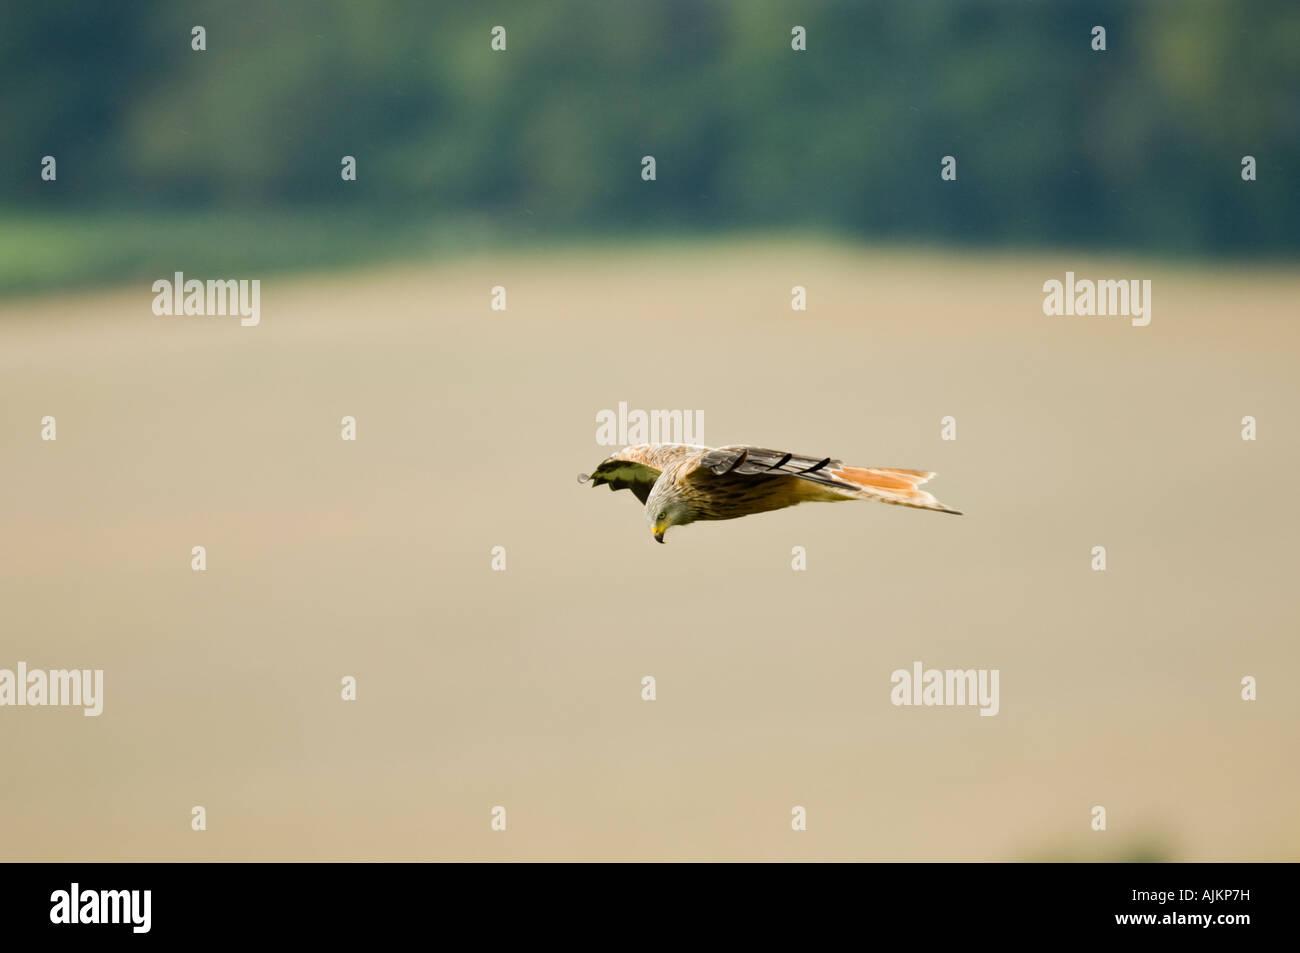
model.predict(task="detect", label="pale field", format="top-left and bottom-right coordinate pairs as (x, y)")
top-left (1, 239), bottom-right (1297, 861)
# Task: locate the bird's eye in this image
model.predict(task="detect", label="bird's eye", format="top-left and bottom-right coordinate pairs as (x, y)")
top-left (657, 512), bottom-right (666, 522)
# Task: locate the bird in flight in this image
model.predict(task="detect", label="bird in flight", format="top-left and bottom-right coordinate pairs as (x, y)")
top-left (581, 444), bottom-right (961, 543)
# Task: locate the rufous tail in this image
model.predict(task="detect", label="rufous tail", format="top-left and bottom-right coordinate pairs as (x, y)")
top-left (827, 466), bottom-right (963, 515)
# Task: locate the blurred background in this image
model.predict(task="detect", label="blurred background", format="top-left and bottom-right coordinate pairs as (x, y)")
top-left (1, 1), bottom-right (1297, 861)
top-left (2, 0), bottom-right (1298, 291)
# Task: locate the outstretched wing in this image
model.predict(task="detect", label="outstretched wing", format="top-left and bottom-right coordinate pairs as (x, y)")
top-left (581, 444), bottom-right (702, 505)
top-left (692, 446), bottom-right (859, 491)
top-left (583, 459), bottom-right (660, 504)
top-left (690, 445), bottom-right (960, 514)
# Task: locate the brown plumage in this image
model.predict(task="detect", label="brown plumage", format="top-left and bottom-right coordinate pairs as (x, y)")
top-left (580, 443), bottom-right (961, 543)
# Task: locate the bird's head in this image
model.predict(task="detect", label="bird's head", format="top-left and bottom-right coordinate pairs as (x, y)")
top-left (645, 481), bottom-right (696, 544)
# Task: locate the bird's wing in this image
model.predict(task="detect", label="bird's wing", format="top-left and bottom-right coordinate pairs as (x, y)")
top-left (690, 446), bottom-right (859, 491)
top-left (689, 445), bottom-right (960, 514)
top-left (581, 444), bottom-right (701, 505)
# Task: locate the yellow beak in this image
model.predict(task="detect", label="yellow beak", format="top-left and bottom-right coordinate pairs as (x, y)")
top-left (652, 522), bottom-right (667, 543)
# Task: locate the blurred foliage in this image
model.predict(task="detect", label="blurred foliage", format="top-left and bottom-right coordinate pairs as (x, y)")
top-left (1021, 833), bottom-right (1178, 863)
top-left (0, 0), bottom-right (1296, 288)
